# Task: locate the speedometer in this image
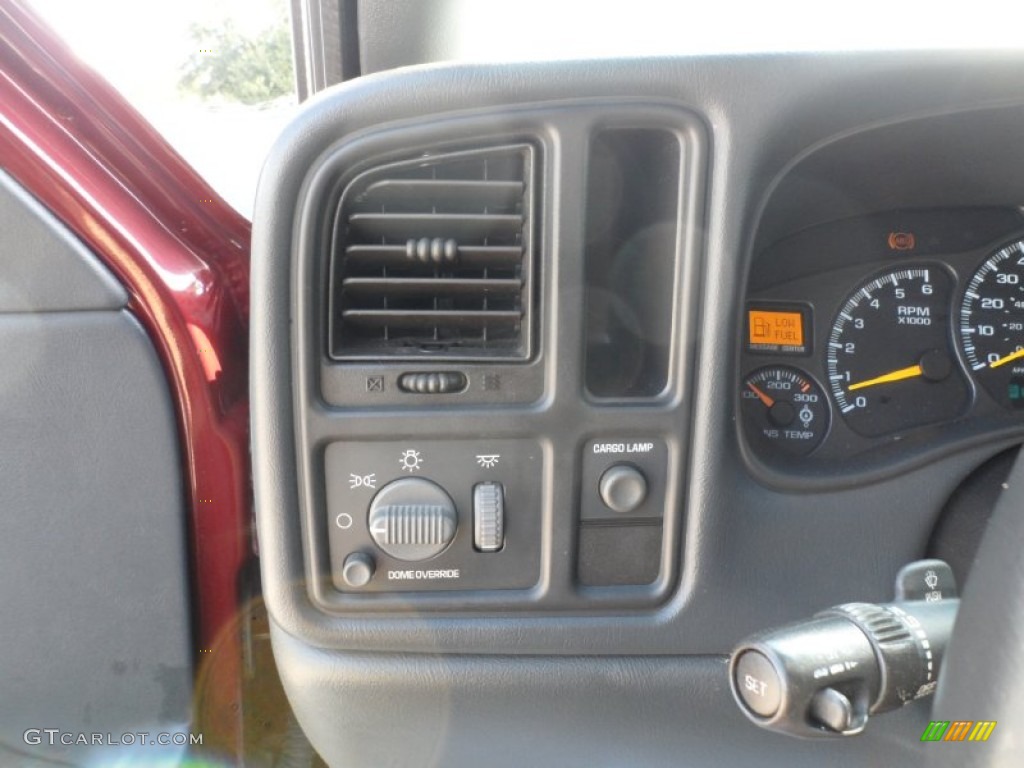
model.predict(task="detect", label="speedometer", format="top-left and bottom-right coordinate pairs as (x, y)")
top-left (826, 266), bottom-right (969, 436)
top-left (959, 239), bottom-right (1024, 408)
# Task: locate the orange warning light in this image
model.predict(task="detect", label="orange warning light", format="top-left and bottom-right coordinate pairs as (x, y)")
top-left (888, 232), bottom-right (916, 251)
top-left (748, 310), bottom-right (804, 348)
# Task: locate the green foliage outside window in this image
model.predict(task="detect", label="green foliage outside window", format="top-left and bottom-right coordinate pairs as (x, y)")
top-left (179, 17), bottom-right (293, 105)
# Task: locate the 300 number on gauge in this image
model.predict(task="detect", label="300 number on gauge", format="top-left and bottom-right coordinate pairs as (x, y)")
top-left (826, 267), bottom-right (969, 437)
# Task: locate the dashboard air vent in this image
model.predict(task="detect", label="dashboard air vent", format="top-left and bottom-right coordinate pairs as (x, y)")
top-left (329, 144), bottom-right (536, 360)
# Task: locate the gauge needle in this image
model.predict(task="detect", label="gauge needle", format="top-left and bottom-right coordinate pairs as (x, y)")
top-left (847, 364), bottom-right (923, 392)
top-left (988, 347), bottom-right (1024, 369)
top-left (746, 382), bottom-right (775, 407)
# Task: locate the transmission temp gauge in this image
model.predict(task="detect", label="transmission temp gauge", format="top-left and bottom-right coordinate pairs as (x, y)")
top-left (740, 366), bottom-right (829, 456)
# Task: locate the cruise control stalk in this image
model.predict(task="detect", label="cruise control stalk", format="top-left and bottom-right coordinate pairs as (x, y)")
top-left (729, 559), bottom-right (958, 738)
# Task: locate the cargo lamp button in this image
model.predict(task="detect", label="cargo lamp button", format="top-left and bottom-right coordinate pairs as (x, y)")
top-left (598, 464), bottom-right (648, 513)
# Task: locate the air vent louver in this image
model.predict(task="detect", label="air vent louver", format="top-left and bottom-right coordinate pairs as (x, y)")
top-left (329, 144), bottom-right (536, 360)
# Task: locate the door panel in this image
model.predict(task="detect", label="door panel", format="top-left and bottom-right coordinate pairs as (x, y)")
top-left (0, 172), bottom-right (192, 766)
top-left (0, 172), bottom-right (125, 312)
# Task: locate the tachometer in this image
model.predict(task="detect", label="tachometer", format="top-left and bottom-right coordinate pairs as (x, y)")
top-left (959, 239), bottom-right (1024, 408)
top-left (826, 266), bottom-right (969, 436)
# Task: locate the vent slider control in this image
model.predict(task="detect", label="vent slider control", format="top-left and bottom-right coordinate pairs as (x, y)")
top-left (398, 372), bottom-right (467, 394)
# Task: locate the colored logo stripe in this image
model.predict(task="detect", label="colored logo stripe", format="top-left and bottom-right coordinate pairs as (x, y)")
top-left (920, 720), bottom-right (996, 742)
top-left (944, 721), bottom-right (973, 741)
top-left (968, 721), bottom-right (997, 742)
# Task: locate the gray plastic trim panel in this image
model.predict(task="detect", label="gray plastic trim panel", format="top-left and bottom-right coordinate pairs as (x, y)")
top-left (0, 169), bottom-right (126, 312)
top-left (251, 53), bottom-right (1024, 656)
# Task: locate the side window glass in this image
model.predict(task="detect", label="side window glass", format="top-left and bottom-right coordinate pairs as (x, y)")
top-left (29, 0), bottom-right (298, 217)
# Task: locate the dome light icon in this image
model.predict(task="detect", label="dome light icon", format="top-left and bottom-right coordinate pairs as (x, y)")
top-left (399, 449), bottom-right (423, 472)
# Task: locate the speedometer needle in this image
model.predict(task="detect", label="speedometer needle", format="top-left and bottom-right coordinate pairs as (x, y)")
top-left (988, 348), bottom-right (1024, 369)
top-left (847, 364), bottom-right (923, 391)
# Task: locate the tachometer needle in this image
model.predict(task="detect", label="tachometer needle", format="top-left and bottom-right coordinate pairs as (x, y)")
top-left (988, 347), bottom-right (1024, 369)
top-left (847, 364), bottom-right (923, 392)
top-left (746, 382), bottom-right (775, 407)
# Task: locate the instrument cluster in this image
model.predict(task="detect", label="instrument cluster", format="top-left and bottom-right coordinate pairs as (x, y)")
top-left (740, 208), bottom-right (1024, 468)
